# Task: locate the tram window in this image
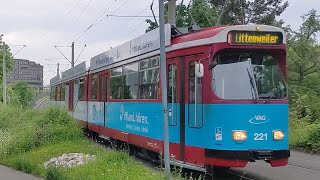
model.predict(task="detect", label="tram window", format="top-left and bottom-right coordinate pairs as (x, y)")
top-left (189, 61), bottom-right (203, 128)
top-left (139, 57), bottom-right (160, 99)
top-left (167, 64), bottom-right (177, 103)
top-left (189, 61), bottom-right (202, 104)
top-left (57, 85), bottom-right (61, 101)
top-left (61, 83), bottom-right (66, 101)
top-left (91, 74), bottom-right (98, 100)
top-left (78, 78), bottom-right (85, 100)
top-left (110, 67), bottom-right (123, 99)
top-left (124, 63), bottom-right (139, 99)
top-left (50, 87), bottom-right (55, 100)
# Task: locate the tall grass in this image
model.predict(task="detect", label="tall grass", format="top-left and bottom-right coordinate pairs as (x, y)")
top-left (0, 105), bottom-right (82, 157)
top-left (0, 105), bottom-right (162, 179)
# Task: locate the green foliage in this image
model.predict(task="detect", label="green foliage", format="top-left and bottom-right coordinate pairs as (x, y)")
top-left (146, 0), bottom-right (218, 32)
top-left (287, 10), bottom-right (320, 83)
top-left (146, 0), bottom-right (288, 31)
top-left (0, 81), bottom-right (35, 107)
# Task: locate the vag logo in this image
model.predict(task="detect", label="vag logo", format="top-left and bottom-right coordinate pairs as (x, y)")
top-left (249, 115), bottom-right (270, 124)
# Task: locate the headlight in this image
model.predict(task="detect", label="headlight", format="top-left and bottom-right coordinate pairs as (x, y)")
top-left (273, 130), bottom-right (284, 140)
top-left (232, 130), bottom-right (247, 141)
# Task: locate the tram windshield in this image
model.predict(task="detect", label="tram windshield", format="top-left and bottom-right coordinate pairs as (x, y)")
top-left (212, 51), bottom-right (287, 100)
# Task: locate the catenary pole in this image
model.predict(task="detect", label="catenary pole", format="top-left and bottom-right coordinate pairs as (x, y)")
top-left (71, 42), bottom-right (75, 67)
top-left (168, 0), bottom-right (176, 26)
top-left (159, 0), bottom-right (170, 178)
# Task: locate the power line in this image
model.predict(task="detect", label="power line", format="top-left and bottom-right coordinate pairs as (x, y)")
top-left (91, 4), bottom-right (151, 46)
top-left (73, 0), bottom-right (129, 43)
top-left (75, 44), bottom-right (87, 63)
top-left (56, 0), bottom-right (95, 45)
top-left (30, 0), bottom-right (84, 46)
top-left (103, 14), bottom-right (157, 18)
top-left (127, 2), bottom-right (159, 37)
top-left (59, 0), bottom-right (128, 45)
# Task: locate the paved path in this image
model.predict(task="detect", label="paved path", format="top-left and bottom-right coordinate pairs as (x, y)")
top-left (0, 165), bottom-right (42, 180)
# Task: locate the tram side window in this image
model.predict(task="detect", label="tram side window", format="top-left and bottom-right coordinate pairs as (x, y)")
top-left (139, 57), bottom-right (160, 99)
top-left (124, 62), bottom-right (139, 99)
top-left (167, 64), bottom-right (177, 103)
top-left (78, 77), bottom-right (85, 100)
top-left (91, 74), bottom-right (98, 100)
top-left (110, 67), bottom-right (123, 99)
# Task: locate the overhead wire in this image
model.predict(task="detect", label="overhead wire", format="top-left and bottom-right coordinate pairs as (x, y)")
top-left (56, 0), bottom-right (119, 45)
top-left (29, 0), bottom-right (84, 47)
top-left (73, 0), bottom-right (129, 43)
top-left (127, 1), bottom-right (159, 37)
top-left (90, 4), bottom-right (151, 46)
top-left (75, 45), bottom-right (87, 63)
top-left (23, 0), bottom-right (84, 74)
top-left (60, 0), bottom-right (129, 45)
top-left (56, 0), bottom-right (95, 45)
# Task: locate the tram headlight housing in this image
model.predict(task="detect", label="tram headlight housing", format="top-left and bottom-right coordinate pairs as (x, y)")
top-left (273, 130), bottom-right (284, 140)
top-left (232, 130), bottom-right (247, 141)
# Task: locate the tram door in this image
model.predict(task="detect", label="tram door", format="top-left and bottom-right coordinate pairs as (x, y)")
top-left (167, 58), bottom-right (181, 160)
top-left (68, 80), bottom-right (74, 111)
top-left (99, 72), bottom-right (108, 127)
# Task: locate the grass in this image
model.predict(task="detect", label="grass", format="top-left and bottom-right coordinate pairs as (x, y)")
top-left (0, 104), bottom-right (163, 180)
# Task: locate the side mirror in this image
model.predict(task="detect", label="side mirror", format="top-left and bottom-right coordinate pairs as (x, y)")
top-left (195, 63), bottom-right (204, 78)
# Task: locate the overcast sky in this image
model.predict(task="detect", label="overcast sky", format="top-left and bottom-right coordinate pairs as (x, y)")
top-left (0, 0), bottom-right (319, 85)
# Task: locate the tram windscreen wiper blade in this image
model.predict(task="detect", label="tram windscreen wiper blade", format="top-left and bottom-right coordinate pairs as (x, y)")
top-left (246, 67), bottom-right (257, 100)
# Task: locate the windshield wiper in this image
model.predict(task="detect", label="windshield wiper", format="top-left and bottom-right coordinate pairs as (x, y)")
top-left (246, 67), bottom-right (258, 100)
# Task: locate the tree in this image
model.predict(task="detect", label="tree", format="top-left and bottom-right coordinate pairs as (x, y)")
top-left (287, 10), bottom-right (320, 83)
top-left (146, 0), bottom-right (289, 31)
top-left (145, 0), bottom-right (218, 32)
top-left (210, 0), bottom-right (289, 26)
top-left (0, 38), bottom-right (14, 85)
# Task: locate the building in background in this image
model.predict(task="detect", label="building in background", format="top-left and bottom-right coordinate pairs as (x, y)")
top-left (7, 59), bottom-right (43, 92)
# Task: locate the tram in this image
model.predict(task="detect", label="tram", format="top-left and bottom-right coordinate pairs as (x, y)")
top-left (50, 24), bottom-right (289, 170)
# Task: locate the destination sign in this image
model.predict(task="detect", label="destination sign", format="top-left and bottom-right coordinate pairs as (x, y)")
top-left (228, 31), bottom-right (283, 46)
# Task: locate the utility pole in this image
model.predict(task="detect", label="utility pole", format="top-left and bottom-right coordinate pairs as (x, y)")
top-left (168, 0), bottom-right (176, 26)
top-left (242, 0), bottom-right (245, 24)
top-left (159, 0), bottom-right (170, 178)
top-left (2, 41), bottom-right (6, 105)
top-left (57, 63), bottom-right (60, 76)
top-left (71, 42), bottom-right (75, 67)
top-left (54, 42), bottom-right (75, 68)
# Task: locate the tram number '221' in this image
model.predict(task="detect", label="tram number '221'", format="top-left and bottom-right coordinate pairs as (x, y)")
top-left (254, 133), bottom-right (268, 140)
